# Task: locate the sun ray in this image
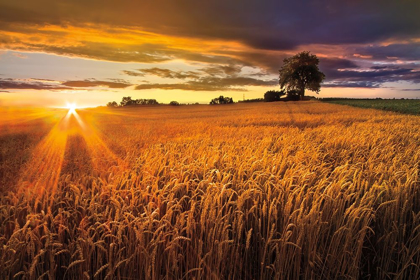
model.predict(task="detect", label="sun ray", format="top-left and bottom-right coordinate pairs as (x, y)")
top-left (16, 105), bottom-right (126, 197)
top-left (73, 110), bottom-right (127, 178)
top-left (17, 114), bottom-right (69, 196)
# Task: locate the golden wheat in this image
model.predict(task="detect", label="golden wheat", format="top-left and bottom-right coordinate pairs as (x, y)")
top-left (0, 101), bottom-right (419, 279)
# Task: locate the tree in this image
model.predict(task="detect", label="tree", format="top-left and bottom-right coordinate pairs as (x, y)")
top-left (264, 90), bottom-right (285, 102)
top-left (279, 51), bottom-right (325, 100)
top-left (107, 101), bottom-right (118, 107)
top-left (146, 99), bottom-right (159, 105)
top-left (210, 96), bottom-right (234, 105)
top-left (117, 97), bottom-right (159, 106)
top-left (169, 101), bottom-right (180, 106)
top-left (120, 96), bottom-right (135, 106)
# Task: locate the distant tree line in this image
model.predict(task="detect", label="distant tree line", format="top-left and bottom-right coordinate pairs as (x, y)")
top-left (210, 96), bottom-right (234, 105)
top-left (239, 98), bottom-right (264, 103)
top-left (107, 96), bottom-right (159, 107)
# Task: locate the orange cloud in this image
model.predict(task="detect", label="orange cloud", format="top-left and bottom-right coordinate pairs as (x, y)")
top-left (0, 23), bottom-right (251, 65)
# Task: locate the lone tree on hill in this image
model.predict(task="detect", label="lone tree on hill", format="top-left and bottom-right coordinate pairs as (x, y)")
top-left (279, 51), bottom-right (325, 100)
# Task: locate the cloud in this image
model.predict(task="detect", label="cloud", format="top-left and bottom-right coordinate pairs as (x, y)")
top-left (11, 52), bottom-right (28, 59)
top-left (0, 78), bottom-right (71, 90)
top-left (400, 88), bottom-right (420, 92)
top-left (0, 0), bottom-right (419, 92)
top-left (322, 66), bottom-right (420, 88)
top-left (135, 76), bottom-right (277, 91)
top-left (319, 58), bottom-right (360, 71)
top-left (1, 1), bottom-right (419, 49)
top-left (124, 68), bottom-right (200, 79)
top-left (123, 65), bottom-right (243, 80)
top-left (355, 43), bottom-right (420, 61)
top-left (121, 70), bottom-right (144, 77)
top-left (134, 83), bottom-right (244, 92)
top-left (62, 79), bottom-right (131, 88)
top-left (123, 65), bottom-right (277, 91)
top-left (0, 78), bottom-right (132, 90)
top-left (200, 65), bottom-right (242, 76)
top-left (323, 81), bottom-right (381, 88)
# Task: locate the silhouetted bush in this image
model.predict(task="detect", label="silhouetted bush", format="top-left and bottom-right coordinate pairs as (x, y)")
top-left (169, 101), bottom-right (180, 106)
top-left (264, 90), bottom-right (285, 102)
top-left (287, 90), bottom-right (301, 101)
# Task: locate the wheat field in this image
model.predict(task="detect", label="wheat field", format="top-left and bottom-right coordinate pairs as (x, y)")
top-left (0, 101), bottom-right (419, 279)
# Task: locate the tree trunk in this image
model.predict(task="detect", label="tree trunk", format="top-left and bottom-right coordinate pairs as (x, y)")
top-left (300, 88), bottom-right (305, 100)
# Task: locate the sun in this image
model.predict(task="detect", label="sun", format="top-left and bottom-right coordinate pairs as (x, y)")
top-left (66, 102), bottom-right (77, 114)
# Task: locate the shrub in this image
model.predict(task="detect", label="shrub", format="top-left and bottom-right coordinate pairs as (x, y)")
top-left (264, 90), bottom-right (285, 102)
top-left (287, 90), bottom-right (301, 101)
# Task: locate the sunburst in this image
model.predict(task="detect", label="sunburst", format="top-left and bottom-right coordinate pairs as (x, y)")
top-left (66, 102), bottom-right (77, 115)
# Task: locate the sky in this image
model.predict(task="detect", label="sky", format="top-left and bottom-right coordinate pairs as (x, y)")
top-left (0, 0), bottom-right (420, 107)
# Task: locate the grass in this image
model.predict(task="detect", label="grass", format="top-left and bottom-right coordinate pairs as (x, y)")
top-left (0, 101), bottom-right (419, 279)
top-left (321, 98), bottom-right (420, 115)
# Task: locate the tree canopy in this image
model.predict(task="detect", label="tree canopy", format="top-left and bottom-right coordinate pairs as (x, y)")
top-left (107, 101), bottom-right (118, 107)
top-left (279, 51), bottom-right (325, 100)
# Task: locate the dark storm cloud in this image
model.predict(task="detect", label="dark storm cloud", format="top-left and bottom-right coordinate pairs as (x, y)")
top-left (323, 66), bottom-right (420, 88)
top-left (319, 58), bottom-right (359, 71)
top-left (327, 68), bottom-right (414, 80)
top-left (323, 81), bottom-right (381, 88)
top-left (355, 43), bottom-right (420, 61)
top-left (1, 0), bottom-right (419, 49)
top-left (62, 79), bottom-right (131, 88)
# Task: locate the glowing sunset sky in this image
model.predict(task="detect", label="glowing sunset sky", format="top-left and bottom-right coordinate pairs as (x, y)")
top-left (1, 0), bottom-right (419, 107)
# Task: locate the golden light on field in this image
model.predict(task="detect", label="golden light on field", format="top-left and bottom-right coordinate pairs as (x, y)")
top-left (0, 102), bottom-right (419, 279)
top-left (64, 102), bottom-right (87, 131)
